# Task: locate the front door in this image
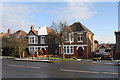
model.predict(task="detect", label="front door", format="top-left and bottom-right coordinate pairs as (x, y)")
top-left (78, 47), bottom-right (83, 58)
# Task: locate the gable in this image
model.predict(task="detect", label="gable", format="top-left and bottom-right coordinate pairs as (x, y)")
top-left (28, 30), bottom-right (36, 36)
top-left (69, 22), bottom-right (94, 35)
top-left (70, 22), bottom-right (85, 32)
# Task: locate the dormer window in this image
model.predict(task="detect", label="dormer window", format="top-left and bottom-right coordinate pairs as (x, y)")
top-left (41, 36), bottom-right (45, 44)
top-left (77, 33), bottom-right (83, 42)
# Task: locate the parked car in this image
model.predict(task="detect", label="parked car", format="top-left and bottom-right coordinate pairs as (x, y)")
top-left (93, 53), bottom-right (102, 61)
top-left (100, 52), bottom-right (113, 61)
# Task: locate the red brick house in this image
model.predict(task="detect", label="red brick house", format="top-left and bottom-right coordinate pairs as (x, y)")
top-left (27, 22), bottom-right (94, 58)
top-left (27, 25), bottom-right (56, 55)
top-left (59, 22), bottom-right (94, 58)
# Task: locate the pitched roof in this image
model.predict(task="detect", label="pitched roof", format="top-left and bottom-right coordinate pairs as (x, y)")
top-left (32, 30), bottom-right (38, 35)
top-left (0, 32), bottom-right (12, 38)
top-left (13, 30), bottom-right (27, 37)
top-left (98, 44), bottom-right (111, 49)
top-left (69, 22), bottom-right (94, 34)
top-left (0, 32), bottom-right (6, 38)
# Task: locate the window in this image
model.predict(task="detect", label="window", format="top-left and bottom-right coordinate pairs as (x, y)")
top-left (35, 37), bottom-right (38, 43)
top-left (64, 46), bottom-right (74, 54)
top-left (65, 34), bottom-right (74, 42)
top-left (29, 37), bottom-right (34, 44)
top-left (64, 47), bottom-right (66, 54)
top-left (29, 47), bottom-right (34, 52)
top-left (35, 47), bottom-right (38, 52)
top-left (67, 46), bottom-right (69, 53)
top-left (29, 47), bottom-right (38, 52)
top-left (78, 33), bottom-right (83, 42)
top-left (70, 46), bottom-right (73, 53)
top-left (29, 36), bottom-right (38, 44)
top-left (41, 36), bottom-right (45, 44)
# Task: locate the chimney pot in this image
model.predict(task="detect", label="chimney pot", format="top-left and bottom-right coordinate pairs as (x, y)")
top-left (31, 25), bottom-right (34, 30)
top-left (8, 29), bottom-right (11, 34)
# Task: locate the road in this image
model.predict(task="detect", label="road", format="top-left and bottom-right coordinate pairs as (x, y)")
top-left (2, 59), bottom-right (119, 78)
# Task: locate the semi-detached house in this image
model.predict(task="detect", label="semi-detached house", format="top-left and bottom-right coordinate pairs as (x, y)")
top-left (27, 22), bottom-right (94, 58)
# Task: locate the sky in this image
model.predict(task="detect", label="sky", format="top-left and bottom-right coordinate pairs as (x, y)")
top-left (0, 1), bottom-right (119, 44)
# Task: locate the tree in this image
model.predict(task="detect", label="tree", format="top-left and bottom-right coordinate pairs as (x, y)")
top-left (50, 21), bottom-right (72, 59)
top-left (2, 35), bottom-right (28, 57)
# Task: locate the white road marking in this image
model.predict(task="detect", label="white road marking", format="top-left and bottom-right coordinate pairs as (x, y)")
top-left (102, 72), bottom-right (118, 75)
top-left (8, 64), bottom-right (24, 68)
top-left (60, 69), bottom-right (118, 75)
top-left (8, 64), bottom-right (40, 69)
top-left (25, 66), bottom-right (40, 69)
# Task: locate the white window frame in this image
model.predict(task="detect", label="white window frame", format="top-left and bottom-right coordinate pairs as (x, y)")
top-left (40, 36), bottom-right (45, 44)
top-left (64, 46), bottom-right (74, 54)
top-left (65, 33), bottom-right (74, 42)
top-left (77, 33), bottom-right (83, 42)
top-left (29, 46), bottom-right (38, 52)
top-left (29, 36), bottom-right (38, 44)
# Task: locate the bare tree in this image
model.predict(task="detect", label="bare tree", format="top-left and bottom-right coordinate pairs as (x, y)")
top-left (50, 21), bottom-right (72, 59)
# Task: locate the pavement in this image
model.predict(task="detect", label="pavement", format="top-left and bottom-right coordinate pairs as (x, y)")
top-left (12, 57), bottom-right (120, 66)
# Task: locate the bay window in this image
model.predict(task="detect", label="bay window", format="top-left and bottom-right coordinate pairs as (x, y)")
top-left (64, 46), bottom-right (74, 54)
top-left (29, 36), bottom-right (38, 44)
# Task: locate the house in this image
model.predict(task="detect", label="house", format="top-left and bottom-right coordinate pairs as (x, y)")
top-left (95, 43), bottom-right (115, 56)
top-left (59, 22), bottom-right (94, 58)
top-left (0, 29), bottom-right (12, 38)
top-left (27, 25), bottom-right (56, 56)
top-left (0, 29), bottom-right (27, 38)
top-left (12, 30), bottom-right (27, 38)
top-left (0, 29), bottom-right (28, 56)
top-left (27, 22), bottom-right (94, 58)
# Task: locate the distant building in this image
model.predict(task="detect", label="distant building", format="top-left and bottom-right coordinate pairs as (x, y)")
top-left (114, 31), bottom-right (120, 59)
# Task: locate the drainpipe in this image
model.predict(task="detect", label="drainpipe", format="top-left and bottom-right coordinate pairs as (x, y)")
top-left (87, 33), bottom-right (89, 59)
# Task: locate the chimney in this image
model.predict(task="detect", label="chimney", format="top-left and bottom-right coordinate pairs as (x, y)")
top-left (7, 29), bottom-right (11, 34)
top-left (31, 25), bottom-right (34, 30)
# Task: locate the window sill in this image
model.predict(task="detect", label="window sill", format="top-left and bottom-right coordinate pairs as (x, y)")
top-left (65, 41), bottom-right (74, 42)
top-left (29, 43), bottom-right (38, 44)
top-left (77, 41), bottom-right (83, 42)
top-left (64, 53), bottom-right (74, 54)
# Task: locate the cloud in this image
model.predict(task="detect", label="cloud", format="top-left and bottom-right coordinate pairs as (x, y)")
top-left (1, 3), bottom-right (33, 32)
top-left (47, 2), bottom-right (96, 22)
top-left (1, 0), bottom-right (119, 2)
top-left (1, 2), bottom-right (97, 33)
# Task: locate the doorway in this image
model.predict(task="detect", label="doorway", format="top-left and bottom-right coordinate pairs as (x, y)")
top-left (78, 47), bottom-right (83, 58)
